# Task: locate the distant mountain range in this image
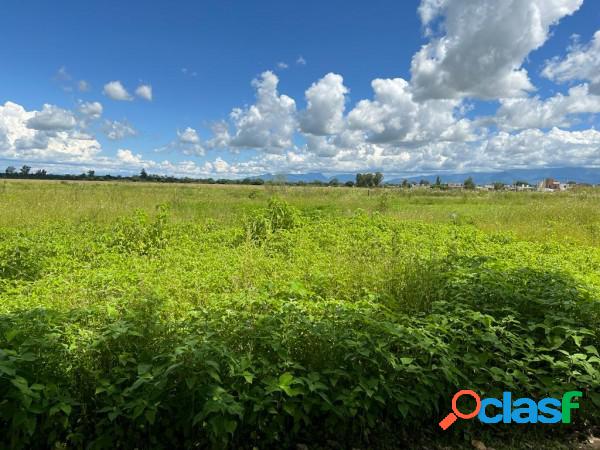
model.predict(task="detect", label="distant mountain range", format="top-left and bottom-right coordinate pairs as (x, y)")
top-left (256, 167), bottom-right (600, 185)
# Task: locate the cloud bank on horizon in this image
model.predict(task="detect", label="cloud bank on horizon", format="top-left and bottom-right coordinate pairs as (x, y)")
top-left (1, 0), bottom-right (600, 178)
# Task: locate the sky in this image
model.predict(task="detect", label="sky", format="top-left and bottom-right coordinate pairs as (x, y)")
top-left (1, 0), bottom-right (600, 178)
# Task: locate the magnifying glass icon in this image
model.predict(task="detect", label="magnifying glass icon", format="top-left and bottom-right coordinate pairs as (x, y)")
top-left (439, 390), bottom-right (481, 430)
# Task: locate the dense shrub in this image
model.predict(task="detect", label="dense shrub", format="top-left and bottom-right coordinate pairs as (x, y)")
top-left (0, 234), bottom-right (42, 282)
top-left (108, 204), bottom-right (169, 255)
top-left (244, 197), bottom-right (300, 243)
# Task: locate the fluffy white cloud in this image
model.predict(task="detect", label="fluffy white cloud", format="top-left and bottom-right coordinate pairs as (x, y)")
top-left (103, 81), bottom-right (132, 101)
top-left (176, 127), bottom-right (204, 155)
top-left (103, 120), bottom-right (137, 140)
top-left (543, 30), bottom-right (600, 94)
top-left (178, 127), bottom-right (200, 144)
top-left (5, 99), bottom-right (598, 178)
top-left (78, 101), bottom-right (103, 121)
top-left (26, 104), bottom-right (77, 131)
top-left (135, 84), bottom-right (153, 101)
top-left (227, 71), bottom-right (297, 152)
top-left (411, 0), bottom-right (583, 100)
top-left (116, 148), bottom-right (144, 165)
top-left (496, 84), bottom-right (600, 130)
top-left (0, 101), bottom-right (216, 177)
top-left (0, 101), bottom-right (101, 163)
top-left (479, 127), bottom-right (600, 169)
top-left (346, 77), bottom-right (474, 143)
top-left (304, 135), bottom-right (340, 157)
top-left (300, 73), bottom-right (348, 136)
top-left (171, 127), bottom-right (204, 156)
top-left (206, 121), bottom-right (231, 149)
top-left (158, 127), bottom-right (204, 156)
top-left (221, 125), bottom-right (600, 176)
top-left (212, 157), bottom-right (233, 173)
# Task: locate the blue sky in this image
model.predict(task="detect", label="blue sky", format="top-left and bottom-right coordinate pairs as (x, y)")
top-left (1, 0), bottom-right (600, 177)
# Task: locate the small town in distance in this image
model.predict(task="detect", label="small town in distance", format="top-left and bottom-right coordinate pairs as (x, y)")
top-left (1, 164), bottom-right (591, 193)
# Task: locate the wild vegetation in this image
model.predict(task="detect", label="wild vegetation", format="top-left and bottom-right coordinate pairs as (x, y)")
top-left (0, 180), bottom-right (599, 449)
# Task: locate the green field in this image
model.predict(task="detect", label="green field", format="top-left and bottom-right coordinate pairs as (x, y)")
top-left (1, 180), bottom-right (599, 449)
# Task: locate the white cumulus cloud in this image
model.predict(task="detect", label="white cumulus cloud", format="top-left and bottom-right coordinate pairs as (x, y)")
top-left (26, 104), bottom-right (77, 131)
top-left (78, 101), bottom-right (103, 121)
top-left (103, 81), bottom-right (133, 101)
top-left (116, 149), bottom-right (144, 165)
top-left (103, 120), bottom-right (137, 140)
top-left (543, 30), bottom-right (600, 94)
top-left (347, 77), bottom-right (474, 144)
top-left (135, 84), bottom-right (153, 101)
top-left (411, 0), bottom-right (583, 100)
top-left (300, 73), bottom-right (349, 136)
top-left (227, 71), bottom-right (297, 153)
top-left (496, 84), bottom-right (600, 130)
top-left (0, 101), bottom-right (101, 163)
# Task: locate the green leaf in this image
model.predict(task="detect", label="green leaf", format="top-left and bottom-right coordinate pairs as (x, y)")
top-left (278, 372), bottom-right (294, 386)
top-left (138, 363), bottom-right (152, 375)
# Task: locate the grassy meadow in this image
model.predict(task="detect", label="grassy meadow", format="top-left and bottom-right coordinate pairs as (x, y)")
top-left (1, 179), bottom-right (599, 449)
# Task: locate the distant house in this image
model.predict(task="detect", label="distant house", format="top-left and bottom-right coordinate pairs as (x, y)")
top-left (515, 184), bottom-right (534, 191)
top-left (447, 183), bottom-right (463, 190)
top-left (538, 178), bottom-right (569, 192)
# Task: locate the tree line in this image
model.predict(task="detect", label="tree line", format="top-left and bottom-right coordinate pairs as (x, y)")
top-left (1, 166), bottom-right (391, 188)
top-left (4, 166), bottom-right (538, 189)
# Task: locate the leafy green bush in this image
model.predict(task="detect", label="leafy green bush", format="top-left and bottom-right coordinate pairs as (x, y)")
top-left (0, 234), bottom-right (42, 282)
top-left (108, 204), bottom-right (169, 256)
top-left (244, 197), bottom-right (300, 243)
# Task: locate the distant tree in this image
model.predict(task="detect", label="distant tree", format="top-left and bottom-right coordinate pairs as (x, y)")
top-left (435, 176), bottom-right (442, 187)
top-left (373, 172), bottom-right (384, 187)
top-left (20, 165), bottom-right (31, 175)
top-left (463, 177), bottom-right (476, 190)
top-left (328, 177), bottom-right (340, 186)
top-left (514, 180), bottom-right (529, 187)
top-left (493, 182), bottom-right (505, 191)
top-left (355, 172), bottom-right (383, 188)
top-left (356, 173), bottom-right (369, 187)
top-left (140, 168), bottom-right (148, 179)
top-left (5, 166), bottom-right (16, 175)
top-left (87, 170), bottom-right (95, 178)
top-left (419, 179), bottom-right (430, 186)
top-left (401, 179), bottom-right (410, 188)
top-left (34, 169), bottom-right (47, 176)
top-left (345, 180), bottom-right (355, 187)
